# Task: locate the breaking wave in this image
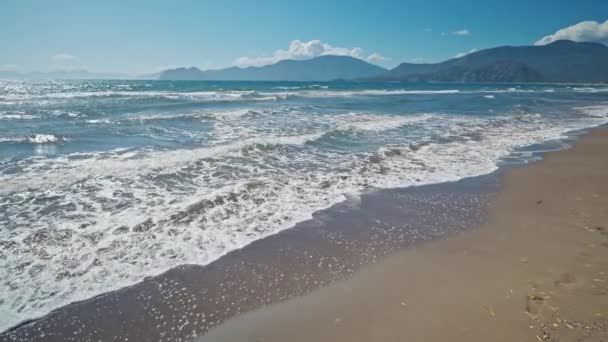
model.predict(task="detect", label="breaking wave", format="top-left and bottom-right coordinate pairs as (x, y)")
top-left (0, 134), bottom-right (68, 144)
top-left (2, 78), bottom-right (608, 332)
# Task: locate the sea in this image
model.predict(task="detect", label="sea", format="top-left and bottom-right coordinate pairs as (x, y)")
top-left (1, 80), bottom-right (607, 331)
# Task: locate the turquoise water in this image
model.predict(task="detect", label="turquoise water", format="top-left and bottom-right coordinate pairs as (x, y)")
top-left (1, 80), bottom-right (607, 329)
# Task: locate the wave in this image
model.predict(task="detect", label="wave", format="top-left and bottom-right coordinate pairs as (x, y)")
top-left (573, 87), bottom-right (608, 93)
top-left (272, 84), bottom-right (329, 90)
top-left (0, 134), bottom-right (68, 144)
top-left (5, 88), bottom-right (534, 104)
top-left (85, 107), bottom-right (298, 125)
top-left (0, 112), bottom-right (36, 120)
top-left (258, 87), bottom-right (563, 99)
top-left (0, 90), bottom-right (278, 103)
top-left (85, 118), bottom-right (114, 124)
top-left (332, 113), bottom-right (434, 132)
top-left (0, 131), bottom-right (324, 193)
top-left (105, 109), bottom-right (255, 123)
top-left (0, 110), bottom-right (83, 121)
top-left (575, 105), bottom-right (608, 118)
top-left (262, 89), bottom-right (462, 99)
top-left (2, 86), bottom-right (594, 106)
top-left (480, 87), bottom-right (537, 93)
top-left (2, 102), bottom-right (608, 331)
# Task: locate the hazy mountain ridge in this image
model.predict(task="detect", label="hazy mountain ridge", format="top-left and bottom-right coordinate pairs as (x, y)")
top-left (2, 41), bottom-right (607, 83)
top-left (375, 40), bottom-right (608, 83)
top-left (159, 55), bottom-right (387, 81)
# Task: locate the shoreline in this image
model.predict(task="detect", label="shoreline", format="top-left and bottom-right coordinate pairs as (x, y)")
top-left (201, 128), bottom-right (608, 341)
top-left (2, 127), bottom-right (607, 341)
top-left (1, 167), bottom-right (498, 341)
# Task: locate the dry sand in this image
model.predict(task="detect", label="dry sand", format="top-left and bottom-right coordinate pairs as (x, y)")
top-left (201, 129), bottom-right (608, 342)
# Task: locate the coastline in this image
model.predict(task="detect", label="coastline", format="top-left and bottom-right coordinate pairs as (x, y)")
top-left (200, 128), bottom-right (608, 341)
top-left (2, 127), bottom-right (607, 341)
top-left (1, 163), bottom-right (498, 341)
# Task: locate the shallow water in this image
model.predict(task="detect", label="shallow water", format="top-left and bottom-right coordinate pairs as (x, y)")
top-left (1, 80), bottom-right (607, 330)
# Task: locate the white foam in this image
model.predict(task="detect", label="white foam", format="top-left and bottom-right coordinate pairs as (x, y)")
top-left (0, 86), bottom-right (569, 106)
top-left (575, 105), bottom-right (608, 118)
top-left (0, 132), bottom-right (322, 192)
top-left (29, 134), bottom-right (60, 144)
top-left (257, 88), bottom-right (554, 99)
top-left (0, 134), bottom-right (66, 144)
top-left (481, 88), bottom-right (537, 94)
top-left (272, 84), bottom-right (329, 90)
top-left (573, 87), bottom-right (608, 93)
top-left (333, 113), bottom-right (433, 132)
top-left (2, 101), bottom-right (608, 332)
top-left (85, 119), bottom-right (114, 124)
top-left (119, 108), bottom-right (255, 123)
top-left (273, 89), bottom-right (461, 98)
top-left (0, 112), bottom-right (36, 120)
top-left (0, 90), bottom-right (274, 103)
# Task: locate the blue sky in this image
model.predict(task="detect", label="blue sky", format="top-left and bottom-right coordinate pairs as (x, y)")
top-left (1, 0), bottom-right (606, 74)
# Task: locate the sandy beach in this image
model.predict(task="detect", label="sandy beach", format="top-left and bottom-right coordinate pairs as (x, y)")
top-left (3, 4), bottom-right (608, 341)
top-left (0, 129), bottom-right (608, 341)
top-left (201, 129), bottom-right (608, 342)
top-left (2, 128), bottom-right (607, 342)
top-left (1, 154), bottom-right (496, 342)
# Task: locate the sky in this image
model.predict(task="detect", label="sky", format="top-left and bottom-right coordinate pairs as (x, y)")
top-left (1, 0), bottom-right (607, 74)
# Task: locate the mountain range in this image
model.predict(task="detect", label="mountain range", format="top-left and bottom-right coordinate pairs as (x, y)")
top-left (159, 55), bottom-right (386, 81)
top-left (158, 40), bottom-right (608, 83)
top-left (374, 40), bottom-right (608, 83)
top-left (1, 40), bottom-right (607, 83)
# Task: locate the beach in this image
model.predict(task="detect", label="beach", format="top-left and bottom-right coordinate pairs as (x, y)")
top-left (1, 81), bottom-right (608, 341)
top-left (3, 129), bottom-right (607, 342)
top-left (3, 3), bottom-right (608, 341)
top-left (200, 128), bottom-right (608, 342)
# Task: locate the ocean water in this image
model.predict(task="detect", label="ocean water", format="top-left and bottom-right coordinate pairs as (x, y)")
top-left (1, 80), bottom-right (607, 330)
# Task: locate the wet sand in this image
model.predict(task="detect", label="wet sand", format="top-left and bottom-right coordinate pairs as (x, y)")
top-left (1, 160), bottom-right (495, 341)
top-left (201, 129), bottom-right (608, 342)
top-left (3, 129), bottom-right (607, 342)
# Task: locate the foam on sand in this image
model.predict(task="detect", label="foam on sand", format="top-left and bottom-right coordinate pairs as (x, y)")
top-left (2, 105), bottom-right (608, 331)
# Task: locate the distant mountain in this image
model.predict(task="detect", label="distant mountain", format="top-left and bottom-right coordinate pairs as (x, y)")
top-left (159, 67), bottom-right (205, 80)
top-left (159, 55), bottom-right (387, 81)
top-left (375, 40), bottom-right (608, 83)
top-left (4, 41), bottom-right (607, 83)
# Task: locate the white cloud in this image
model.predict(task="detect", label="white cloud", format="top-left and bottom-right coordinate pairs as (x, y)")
top-left (233, 40), bottom-right (387, 67)
top-left (52, 53), bottom-right (76, 62)
top-left (535, 20), bottom-right (608, 46)
top-left (366, 52), bottom-right (388, 62)
top-left (452, 29), bottom-right (471, 36)
top-left (412, 57), bottom-right (426, 63)
top-left (424, 28), bottom-right (433, 33)
top-left (454, 48), bottom-right (478, 58)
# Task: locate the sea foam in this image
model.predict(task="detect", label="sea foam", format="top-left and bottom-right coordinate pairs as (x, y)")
top-left (1, 80), bottom-right (608, 331)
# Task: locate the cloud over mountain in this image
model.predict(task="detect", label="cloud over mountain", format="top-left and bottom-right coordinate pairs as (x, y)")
top-left (233, 40), bottom-right (386, 67)
top-left (454, 48), bottom-right (478, 58)
top-left (535, 20), bottom-right (608, 46)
